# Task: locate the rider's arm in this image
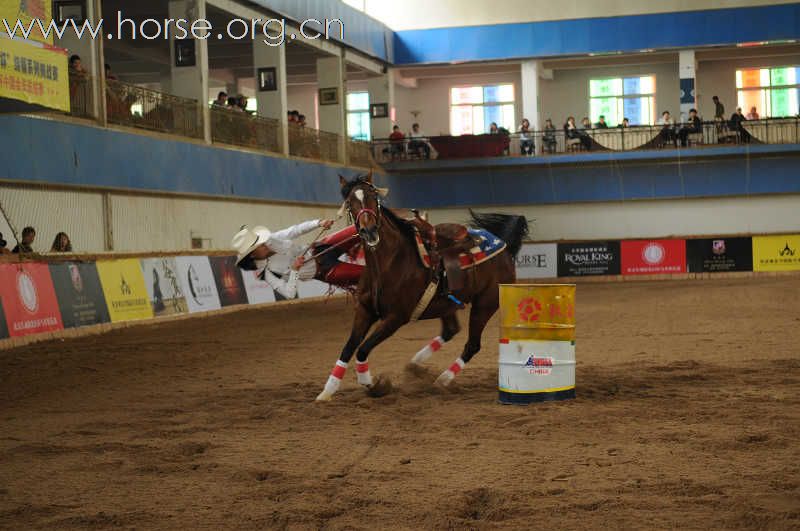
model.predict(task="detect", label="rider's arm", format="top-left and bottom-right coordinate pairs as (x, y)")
top-left (270, 219), bottom-right (321, 241)
top-left (260, 268), bottom-right (299, 299)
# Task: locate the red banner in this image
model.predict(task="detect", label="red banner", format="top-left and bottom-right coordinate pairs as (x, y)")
top-left (0, 263), bottom-right (63, 337)
top-left (621, 240), bottom-right (686, 275)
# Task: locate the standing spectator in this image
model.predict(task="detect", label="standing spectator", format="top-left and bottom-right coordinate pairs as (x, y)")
top-left (50, 232), bottom-right (73, 253)
top-left (747, 106), bottom-right (760, 120)
top-left (227, 96), bottom-right (243, 112)
top-left (287, 110), bottom-right (296, 124)
top-left (518, 118), bottom-right (534, 156)
top-left (408, 123), bottom-right (431, 159)
top-left (104, 63), bottom-right (117, 81)
top-left (712, 96), bottom-right (725, 119)
top-left (595, 115), bottom-right (609, 129)
top-left (543, 118), bottom-right (557, 154)
top-left (678, 108), bottom-right (703, 147)
top-left (564, 116), bottom-right (591, 150)
top-left (0, 232), bottom-right (10, 255)
top-left (213, 91), bottom-right (228, 107)
top-left (297, 114), bottom-right (307, 127)
top-left (68, 55), bottom-right (85, 75)
top-left (618, 117), bottom-right (630, 128)
top-left (237, 95), bottom-right (250, 113)
top-left (12, 226), bottom-right (36, 254)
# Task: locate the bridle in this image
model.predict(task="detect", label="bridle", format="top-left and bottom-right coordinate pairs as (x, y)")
top-left (345, 185), bottom-right (382, 250)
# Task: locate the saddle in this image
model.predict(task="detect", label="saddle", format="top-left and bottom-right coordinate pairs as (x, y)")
top-left (406, 210), bottom-right (475, 291)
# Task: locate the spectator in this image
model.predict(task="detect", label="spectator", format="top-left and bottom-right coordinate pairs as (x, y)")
top-left (489, 122), bottom-right (499, 134)
top-left (68, 55), bottom-right (85, 75)
top-left (287, 110), bottom-right (296, 124)
top-left (388, 125), bottom-right (405, 159)
top-left (50, 232), bottom-right (73, 253)
top-left (408, 123), bottom-right (431, 159)
top-left (518, 118), bottom-right (534, 156)
top-left (730, 107), bottom-right (751, 143)
top-left (618, 117), bottom-right (630, 129)
top-left (289, 110), bottom-right (301, 124)
top-left (595, 115), bottom-right (609, 129)
top-left (564, 116), bottom-right (591, 151)
top-left (297, 114), bottom-right (307, 127)
top-left (227, 96), bottom-right (243, 112)
top-left (0, 232), bottom-right (10, 255)
top-left (677, 108), bottom-right (703, 147)
top-left (237, 95), bottom-right (250, 113)
top-left (712, 96), bottom-right (725, 119)
top-left (658, 111), bottom-right (677, 146)
top-left (747, 106), bottom-right (760, 120)
top-left (543, 118), bottom-right (557, 154)
top-left (213, 91), bottom-right (228, 107)
top-left (104, 63), bottom-right (117, 81)
top-left (12, 226), bottom-right (35, 254)
top-left (580, 117), bottom-right (592, 130)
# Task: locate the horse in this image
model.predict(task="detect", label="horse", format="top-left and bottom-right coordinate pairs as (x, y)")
top-left (315, 173), bottom-right (529, 401)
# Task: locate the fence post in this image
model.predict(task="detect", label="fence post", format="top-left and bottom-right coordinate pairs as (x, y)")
top-left (102, 192), bottom-right (114, 251)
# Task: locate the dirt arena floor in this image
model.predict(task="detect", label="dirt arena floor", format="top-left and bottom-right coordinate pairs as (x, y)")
top-left (1, 277), bottom-right (799, 530)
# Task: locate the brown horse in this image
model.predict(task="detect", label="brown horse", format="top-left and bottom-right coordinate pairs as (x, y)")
top-left (315, 173), bottom-right (529, 401)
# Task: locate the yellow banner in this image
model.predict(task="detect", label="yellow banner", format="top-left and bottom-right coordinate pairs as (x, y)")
top-left (0, 0), bottom-right (53, 44)
top-left (753, 235), bottom-right (800, 272)
top-left (0, 35), bottom-right (69, 111)
top-left (96, 260), bottom-right (154, 323)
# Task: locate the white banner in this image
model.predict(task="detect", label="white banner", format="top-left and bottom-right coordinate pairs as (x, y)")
top-left (140, 257), bottom-right (188, 316)
top-left (175, 256), bottom-right (222, 313)
top-left (240, 269), bottom-right (277, 305)
top-left (515, 243), bottom-right (558, 279)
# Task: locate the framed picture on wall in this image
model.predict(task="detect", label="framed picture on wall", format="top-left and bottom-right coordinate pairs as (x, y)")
top-left (54, 0), bottom-right (86, 24)
top-left (318, 87), bottom-right (339, 105)
top-left (370, 103), bottom-right (388, 118)
top-left (174, 39), bottom-right (196, 67)
top-left (257, 67), bottom-right (277, 92)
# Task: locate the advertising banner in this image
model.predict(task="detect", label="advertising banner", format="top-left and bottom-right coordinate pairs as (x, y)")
top-left (140, 257), bottom-right (188, 316)
top-left (1, 0), bottom-right (53, 44)
top-left (752, 234), bottom-right (800, 272)
top-left (209, 256), bottom-right (248, 307)
top-left (515, 243), bottom-right (558, 279)
top-left (96, 259), bottom-right (154, 322)
top-left (686, 238), bottom-right (753, 273)
top-left (241, 269), bottom-right (276, 305)
top-left (557, 241), bottom-right (621, 277)
top-left (621, 240), bottom-right (686, 275)
top-left (49, 262), bottom-right (110, 328)
top-left (0, 262), bottom-right (63, 337)
top-left (175, 256), bottom-right (221, 313)
top-left (0, 36), bottom-right (69, 111)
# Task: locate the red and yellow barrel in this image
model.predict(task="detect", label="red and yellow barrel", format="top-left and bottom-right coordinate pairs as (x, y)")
top-left (498, 284), bottom-right (576, 404)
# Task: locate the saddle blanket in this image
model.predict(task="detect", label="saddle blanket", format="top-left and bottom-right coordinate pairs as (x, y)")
top-left (415, 228), bottom-right (507, 270)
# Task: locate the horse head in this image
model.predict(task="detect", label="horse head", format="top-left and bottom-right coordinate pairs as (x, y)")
top-left (339, 171), bottom-right (388, 250)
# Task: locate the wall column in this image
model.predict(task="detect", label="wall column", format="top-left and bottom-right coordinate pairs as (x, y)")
top-left (367, 70), bottom-right (395, 139)
top-left (316, 55), bottom-right (347, 163)
top-left (679, 50), bottom-right (697, 121)
top-left (168, 0), bottom-right (210, 143)
top-left (253, 37), bottom-right (289, 155)
top-left (521, 60), bottom-right (542, 131)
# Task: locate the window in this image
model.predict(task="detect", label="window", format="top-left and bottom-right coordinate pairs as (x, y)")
top-left (589, 76), bottom-right (655, 126)
top-left (450, 84), bottom-right (514, 135)
top-left (736, 67), bottom-right (800, 118)
top-left (347, 91), bottom-right (370, 141)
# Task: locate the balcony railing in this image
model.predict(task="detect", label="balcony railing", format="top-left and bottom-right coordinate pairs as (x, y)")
top-left (210, 107), bottom-right (280, 153)
top-left (67, 71), bottom-right (94, 119)
top-left (105, 79), bottom-right (203, 139)
top-left (347, 138), bottom-right (374, 168)
top-left (372, 118), bottom-right (800, 163)
top-left (289, 125), bottom-right (341, 164)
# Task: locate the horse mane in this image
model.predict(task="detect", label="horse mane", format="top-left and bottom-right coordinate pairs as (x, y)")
top-left (381, 206), bottom-right (419, 245)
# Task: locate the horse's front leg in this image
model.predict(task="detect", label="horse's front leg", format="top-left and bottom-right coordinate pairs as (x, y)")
top-left (316, 304), bottom-right (376, 402)
top-left (352, 315), bottom-right (405, 392)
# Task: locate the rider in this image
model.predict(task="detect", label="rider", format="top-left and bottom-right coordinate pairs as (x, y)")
top-left (232, 219), bottom-right (362, 298)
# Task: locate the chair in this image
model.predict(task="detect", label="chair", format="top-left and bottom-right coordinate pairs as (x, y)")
top-left (566, 137), bottom-right (582, 152)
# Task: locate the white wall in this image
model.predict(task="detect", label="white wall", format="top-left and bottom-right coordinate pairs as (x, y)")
top-left (361, 0), bottom-right (797, 30)
top-left (425, 195), bottom-right (800, 242)
top-left (287, 84), bottom-right (319, 128)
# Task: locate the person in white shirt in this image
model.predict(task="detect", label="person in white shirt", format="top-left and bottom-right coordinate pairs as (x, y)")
top-left (408, 122), bottom-right (431, 159)
top-left (232, 219), bottom-right (362, 299)
top-left (658, 110), bottom-right (677, 146)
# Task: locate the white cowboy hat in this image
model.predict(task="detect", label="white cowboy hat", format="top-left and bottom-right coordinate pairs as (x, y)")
top-left (231, 225), bottom-right (271, 265)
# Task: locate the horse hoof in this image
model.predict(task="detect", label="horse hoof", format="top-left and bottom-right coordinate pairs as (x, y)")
top-left (435, 370), bottom-right (455, 387)
top-left (366, 375), bottom-right (393, 397)
top-left (315, 391), bottom-right (333, 402)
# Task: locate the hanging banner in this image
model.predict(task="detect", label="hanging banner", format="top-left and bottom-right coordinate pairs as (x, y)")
top-left (557, 241), bottom-right (621, 276)
top-left (140, 257), bottom-right (188, 317)
top-left (0, 35), bottom-right (69, 112)
top-left (49, 262), bottom-right (110, 328)
top-left (621, 240), bottom-right (686, 275)
top-left (96, 259), bottom-right (154, 322)
top-left (241, 269), bottom-right (276, 305)
top-left (514, 243), bottom-right (558, 279)
top-left (752, 234), bottom-right (800, 272)
top-left (175, 256), bottom-right (221, 313)
top-left (686, 238), bottom-right (753, 273)
top-left (209, 256), bottom-right (248, 307)
top-left (0, 0), bottom-right (53, 44)
top-left (0, 262), bottom-right (63, 337)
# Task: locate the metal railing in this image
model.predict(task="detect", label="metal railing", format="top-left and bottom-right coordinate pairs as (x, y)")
top-left (288, 125), bottom-right (341, 164)
top-left (67, 71), bottom-right (94, 119)
top-left (105, 79), bottom-right (203, 139)
top-left (210, 107), bottom-right (280, 153)
top-left (372, 118), bottom-right (800, 162)
top-left (347, 139), bottom-right (374, 168)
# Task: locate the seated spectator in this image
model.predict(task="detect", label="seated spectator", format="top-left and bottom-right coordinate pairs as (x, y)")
top-left (678, 108), bottom-right (703, 147)
top-left (213, 91), bottom-right (228, 107)
top-left (543, 118), bottom-right (557, 154)
top-left (580, 117), bottom-right (592, 130)
top-left (618, 117), bottom-right (630, 129)
top-left (408, 123), bottom-right (431, 159)
top-left (658, 111), bottom-right (677, 146)
top-left (730, 107), bottom-right (751, 143)
top-left (12, 226), bottom-right (35, 254)
top-left (50, 232), bottom-right (73, 253)
top-left (746, 106), bottom-right (759, 120)
top-left (519, 118), bottom-right (534, 156)
top-left (564, 116), bottom-right (591, 151)
top-left (0, 232), bottom-right (10, 255)
top-left (595, 115), bottom-right (609, 129)
top-left (387, 125), bottom-right (405, 159)
top-left (489, 122), bottom-right (499, 134)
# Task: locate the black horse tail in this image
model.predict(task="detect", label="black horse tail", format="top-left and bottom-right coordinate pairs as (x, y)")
top-left (469, 210), bottom-right (530, 258)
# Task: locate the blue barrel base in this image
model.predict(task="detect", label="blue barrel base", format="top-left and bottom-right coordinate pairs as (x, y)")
top-left (498, 388), bottom-right (576, 404)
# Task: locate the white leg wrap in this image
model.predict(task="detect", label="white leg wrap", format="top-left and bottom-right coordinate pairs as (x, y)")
top-left (435, 358), bottom-right (464, 387)
top-left (315, 361), bottom-right (347, 402)
top-left (412, 335), bottom-right (445, 365)
top-left (356, 360), bottom-right (373, 386)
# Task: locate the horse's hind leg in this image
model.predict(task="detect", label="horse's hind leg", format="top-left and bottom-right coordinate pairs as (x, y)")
top-left (410, 313), bottom-right (460, 365)
top-left (436, 296), bottom-right (498, 387)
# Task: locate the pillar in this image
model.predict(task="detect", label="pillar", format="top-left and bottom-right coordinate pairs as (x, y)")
top-left (253, 37), bottom-right (289, 154)
top-left (316, 55), bottom-right (347, 163)
top-left (367, 70), bottom-right (395, 139)
top-left (679, 50), bottom-right (697, 122)
top-left (521, 60), bottom-right (542, 132)
top-left (168, 0), bottom-right (210, 142)
top-left (56, 0), bottom-right (104, 122)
